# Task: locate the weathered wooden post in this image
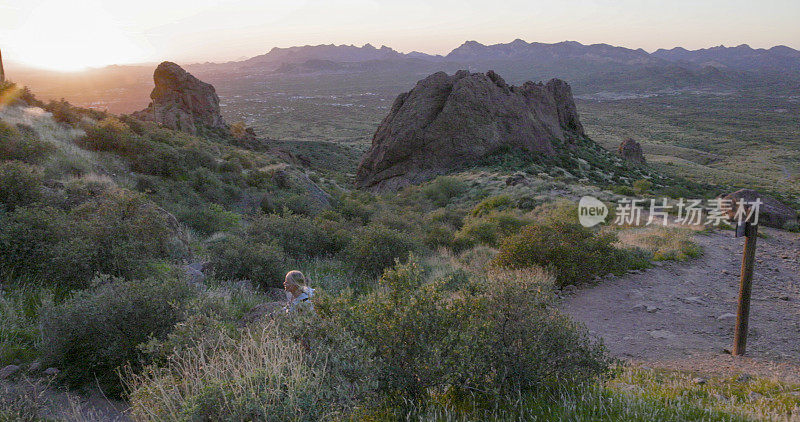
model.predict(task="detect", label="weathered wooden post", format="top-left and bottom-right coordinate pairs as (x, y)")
top-left (732, 219), bottom-right (758, 356)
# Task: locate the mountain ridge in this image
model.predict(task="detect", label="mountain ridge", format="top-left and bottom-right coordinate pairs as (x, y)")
top-left (226, 39), bottom-right (800, 75)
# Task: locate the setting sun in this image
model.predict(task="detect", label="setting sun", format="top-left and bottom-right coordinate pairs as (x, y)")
top-left (4, 0), bottom-right (148, 71)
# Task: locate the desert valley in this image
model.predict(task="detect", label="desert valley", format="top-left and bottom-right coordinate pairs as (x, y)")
top-left (1, 3), bottom-right (800, 420)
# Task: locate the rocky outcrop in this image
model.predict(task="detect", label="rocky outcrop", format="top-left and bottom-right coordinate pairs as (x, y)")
top-left (133, 61), bottom-right (226, 134)
top-left (356, 70), bottom-right (585, 191)
top-left (618, 138), bottom-right (646, 164)
top-left (262, 164), bottom-right (333, 213)
top-left (722, 189), bottom-right (798, 229)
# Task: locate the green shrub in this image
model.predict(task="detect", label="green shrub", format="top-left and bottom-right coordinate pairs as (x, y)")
top-left (335, 195), bottom-right (374, 224)
top-left (180, 203), bottom-right (241, 236)
top-left (454, 211), bottom-right (532, 249)
top-left (345, 224), bottom-right (419, 277)
top-left (455, 268), bottom-right (610, 393)
top-left (281, 193), bottom-right (318, 216)
top-left (426, 207), bottom-right (466, 229)
top-left (495, 222), bottom-right (649, 287)
top-left (0, 121), bottom-right (54, 164)
top-left (40, 277), bottom-right (195, 396)
top-left (471, 195), bottom-right (513, 217)
top-left (331, 259), bottom-right (458, 398)
top-left (208, 235), bottom-right (286, 289)
top-left (0, 161), bottom-right (43, 211)
top-left (188, 167), bottom-right (239, 204)
top-left (633, 179), bottom-right (653, 195)
top-left (783, 221), bottom-right (800, 233)
top-left (421, 176), bottom-right (468, 207)
top-left (43, 152), bottom-right (91, 179)
top-left (63, 174), bottom-right (115, 206)
top-left (248, 213), bottom-right (348, 258)
top-left (179, 146), bottom-right (218, 171)
top-left (422, 223), bottom-right (456, 249)
top-left (44, 99), bottom-right (84, 124)
top-left (0, 287), bottom-right (51, 366)
top-left (0, 206), bottom-right (66, 281)
top-left (528, 199), bottom-right (581, 225)
top-left (77, 117), bottom-right (134, 154)
top-left (327, 260), bottom-right (610, 400)
top-left (50, 189), bottom-right (183, 287)
top-left (130, 143), bottom-right (185, 178)
top-left (610, 185), bottom-right (636, 196)
top-left (245, 169), bottom-right (271, 188)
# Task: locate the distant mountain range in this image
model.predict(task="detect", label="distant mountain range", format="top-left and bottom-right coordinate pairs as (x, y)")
top-left (225, 39), bottom-right (800, 76)
top-left (7, 39), bottom-right (799, 114)
top-left (652, 44), bottom-right (800, 74)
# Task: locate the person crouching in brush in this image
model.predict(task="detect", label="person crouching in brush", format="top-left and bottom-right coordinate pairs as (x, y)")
top-left (283, 270), bottom-right (315, 312)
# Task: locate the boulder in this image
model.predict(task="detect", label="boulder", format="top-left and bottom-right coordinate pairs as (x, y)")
top-left (618, 138), bottom-right (646, 164)
top-left (721, 189), bottom-right (798, 229)
top-left (355, 70), bottom-right (586, 191)
top-left (0, 364), bottom-right (19, 379)
top-left (266, 165), bottom-right (333, 212)
top-left (184, 265), bottom-right (205, 285)
top-left (133, 61), bottom-right (227, 134)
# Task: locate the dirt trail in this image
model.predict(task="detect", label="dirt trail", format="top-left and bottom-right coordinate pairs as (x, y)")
top-left (562, 227), bottom-right (800, 382)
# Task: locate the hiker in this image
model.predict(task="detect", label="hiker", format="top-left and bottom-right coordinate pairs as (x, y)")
top-left (283, 270), bottom-right (315, 312)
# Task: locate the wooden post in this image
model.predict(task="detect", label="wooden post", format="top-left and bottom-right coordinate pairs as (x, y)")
top-left (733, 222), bottom-right (758, 356)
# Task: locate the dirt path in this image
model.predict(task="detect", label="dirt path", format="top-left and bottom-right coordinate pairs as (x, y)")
top-left (562, 227), bottom-right (800, 382)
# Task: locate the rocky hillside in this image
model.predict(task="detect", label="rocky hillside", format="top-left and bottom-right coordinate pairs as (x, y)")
top-left (355, 70), bottom-right (586, 191)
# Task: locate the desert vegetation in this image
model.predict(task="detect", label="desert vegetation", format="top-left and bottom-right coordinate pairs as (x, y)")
top-left (1, 64), bottom-right (798, 422)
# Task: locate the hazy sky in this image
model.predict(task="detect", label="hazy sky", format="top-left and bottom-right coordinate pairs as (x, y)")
top-left (1, 0), bottom-right (798, 71)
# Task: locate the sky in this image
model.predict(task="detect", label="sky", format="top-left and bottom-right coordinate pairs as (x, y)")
top-left (1, 0), bottom-right (799, 71)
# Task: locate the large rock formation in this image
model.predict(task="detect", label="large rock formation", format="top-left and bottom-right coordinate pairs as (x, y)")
top-left (355, 70), bottom-right (586, 191)
top-left (721, 189), bottom-right (798, 229)
top-left (133, 61), bottom-right (226, 134)
top-left (618, 138), bottom-right (646, 164)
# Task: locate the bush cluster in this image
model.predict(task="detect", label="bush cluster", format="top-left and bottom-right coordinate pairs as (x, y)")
top-left (0, 121), bottom-right (55, 164)
top-left (420, 176), bottom-right (468, 207)
top-left (494, 222), bottom-right (649, 287)
top-left (208, 235), bottom-right (287, 289)
top-left (346, 224), bottom-right (420, 276)
top-left (322, 259), bottom-right (611, 399)
top-left (0, 189), bottom-right (183, 288)
top-left (40, 277), bottom-right (195, 395)
top-left (248, 213), bottom-right (348, 258)
top-left (0, 161), bottom-right (43, 211)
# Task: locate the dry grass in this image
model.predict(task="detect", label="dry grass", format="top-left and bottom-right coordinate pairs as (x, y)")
top-left (125, 321), bottom-right (339, 421)
top-left (617, 226), bottom-right (703, 262)
top-left (607, 366), bottom-right (800, 421)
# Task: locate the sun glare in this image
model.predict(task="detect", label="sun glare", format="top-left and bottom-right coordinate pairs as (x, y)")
top-left (10, 0), bottom-right (149, 71)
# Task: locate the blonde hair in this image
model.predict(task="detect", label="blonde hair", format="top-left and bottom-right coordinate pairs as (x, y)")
top-left (284, 270), bottom-right (307, 288)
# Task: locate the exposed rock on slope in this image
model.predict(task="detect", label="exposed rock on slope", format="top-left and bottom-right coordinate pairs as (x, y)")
top-left (133, 61), bottom-right (226, 134)
top-left (618, 138), bottom-right (646, 164)
top-left (722, 189), bottom-right (797, 229)
top-left (355, 70), bottom-right (586, 191)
